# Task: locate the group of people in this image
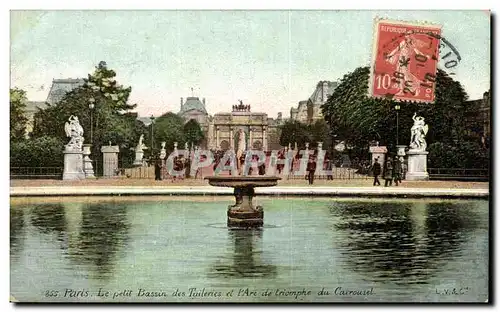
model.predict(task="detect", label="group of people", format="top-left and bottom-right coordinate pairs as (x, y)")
top-left (154, 154), bottom-right (195, 181)
top-left (371, 156), bottom-right (405, 187)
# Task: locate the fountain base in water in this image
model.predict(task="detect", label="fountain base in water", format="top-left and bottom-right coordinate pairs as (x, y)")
top-left (205, 176), bottom-right (281, 228)
top-left (227, 208), bottom-right (264, 228)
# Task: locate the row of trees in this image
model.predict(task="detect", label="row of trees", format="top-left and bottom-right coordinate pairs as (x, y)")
top-left (318, 66), bottom-right (488, 168)
top-left (148, 114), bottom-right (205, 157)
top-left (11, 62), bottom-right (488, 170)
top-left (10, 61), bottom-right (204, 169)
top-left (278, 119), bottom-right (331, 151)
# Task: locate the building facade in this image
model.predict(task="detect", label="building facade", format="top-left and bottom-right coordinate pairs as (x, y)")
top-left (175, 97), bottom-right (283, 151)
top-left (25, 78), bottom-right (85, 136)
top-left (290, 80), bottom-right (338, 124)
top-left (465, 90), bottom-right (491, 148)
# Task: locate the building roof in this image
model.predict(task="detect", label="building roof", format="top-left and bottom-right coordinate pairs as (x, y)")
top-left (179, 97), bottom-right (207, 115)
top-left (46, 78), bottom-right (85, 105)
top-left (308, 81), bottom-right (338, 105)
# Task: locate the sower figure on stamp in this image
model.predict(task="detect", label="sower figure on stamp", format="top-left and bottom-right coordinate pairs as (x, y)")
top-left (371, 157), bottom-right (381, 186)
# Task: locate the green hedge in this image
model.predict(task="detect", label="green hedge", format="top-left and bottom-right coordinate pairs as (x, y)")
top-left (10, 136), bottom-right (64, 167)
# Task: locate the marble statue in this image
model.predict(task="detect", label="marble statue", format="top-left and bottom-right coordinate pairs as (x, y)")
top-left (64, 115), bottom-right (84, 150)
top-left (133, 134), bottom-right (147, 166)
top-left (159, 141), bottom-right (167, 160)
top-left (236, 129), bottom-right (247, 174)
top-left (410, 112), bottom-right (429, 151)
top-left (136, 134), bottom-right (146, 151)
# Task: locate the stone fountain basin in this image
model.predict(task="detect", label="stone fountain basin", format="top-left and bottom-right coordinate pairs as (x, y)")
top-left (205, 176), bottom-right (281, 188)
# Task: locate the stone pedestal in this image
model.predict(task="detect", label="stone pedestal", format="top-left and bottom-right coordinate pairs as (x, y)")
top-left (406, 149), bottom-right (429, 181)
top-left (82, 144), bottom-right (95, 179)
top-left (63, 148), bottom-right (86, 180)
top-left (101, 145), bottom-right (120, 178)
top-left (228, 186), bottom-right (264, 227)
top-left (133, 149), bottom-right (145, 166)
top-left (397, 145), bottom-right (407, 157)
top-left (369, 146), bottom-right (388, 166)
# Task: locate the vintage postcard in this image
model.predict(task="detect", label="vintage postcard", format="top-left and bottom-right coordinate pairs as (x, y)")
top-left (9, 10), bottom-right (490, 303)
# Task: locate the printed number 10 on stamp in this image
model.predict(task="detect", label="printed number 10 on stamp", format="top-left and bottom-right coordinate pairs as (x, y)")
top-left (370, 19), bottom-right (442, 103)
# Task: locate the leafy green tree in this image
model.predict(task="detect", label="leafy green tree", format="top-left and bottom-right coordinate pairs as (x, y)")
top-left (278, 120), bottom-right (311, 149)
top-left (309, 119), bottom-right (332, 150)
top-left (31, 61), bottom-right (143, 167)
top-left (10, 88), bottom-right (28, 143)
top-left (279, 119), bottom-right (332, 150)
top-left (183, 119), bottom-right (205, 147)
top-left (150, 112), bottom-right (186, 155)
top-left (10, 136), bottom-right (64, 167)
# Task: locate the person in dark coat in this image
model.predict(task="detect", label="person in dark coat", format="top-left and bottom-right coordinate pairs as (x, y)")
top-left (384, 157), bottom-right (393, 187)
top-left (185, 157), bottom-right (191, 179)
top-left (258, 155), bottom-right (266, 176)
top-left (393, 156), bottom-right (403, 186)
top-left (371, 158), bottom-right (381, 186)
top-left (307, 156), bottom-right (317, 185)
top-left (154, 157), bottom-right (162, 181)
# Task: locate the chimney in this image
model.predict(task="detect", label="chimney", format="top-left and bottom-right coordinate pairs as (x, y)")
top-left (202, 98), bottom-right (206, 106)
top-left (180, 97), bottom-right (184, 110)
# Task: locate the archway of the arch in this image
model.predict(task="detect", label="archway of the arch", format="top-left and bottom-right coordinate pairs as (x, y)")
top-left (220, 140), bottom-right (230, 151)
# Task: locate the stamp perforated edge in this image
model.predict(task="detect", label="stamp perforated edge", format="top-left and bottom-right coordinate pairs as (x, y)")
top-left (368, 17), bottom-right (442, 102)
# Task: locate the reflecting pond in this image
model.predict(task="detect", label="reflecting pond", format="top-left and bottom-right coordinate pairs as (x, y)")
top-left (10, 197), bottom-right (489, 302)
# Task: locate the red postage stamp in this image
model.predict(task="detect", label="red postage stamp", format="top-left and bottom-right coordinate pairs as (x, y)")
top-left (370, 19), bottom-right (442, 103)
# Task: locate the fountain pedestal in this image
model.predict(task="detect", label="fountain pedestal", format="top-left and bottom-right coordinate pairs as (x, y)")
top-left (205, 176), bottom-right (281, 228)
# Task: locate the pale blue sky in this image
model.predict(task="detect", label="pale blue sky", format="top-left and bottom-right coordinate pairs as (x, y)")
top-left (10, 10), bottom-right (490, 118)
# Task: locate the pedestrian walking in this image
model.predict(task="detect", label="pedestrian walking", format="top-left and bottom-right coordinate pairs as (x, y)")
top-left (307, 156), bottom-right (317, 185)
top-left (393, 156), bottom-right (403, 186)
top-left (384, 157), bottom-right (393, 187)
top-left (154, 157), bottom-right (163, 181)
top-left (371, 158), bottom-right (381, 186)
top-left (401, 157), bottom-right (407, 180)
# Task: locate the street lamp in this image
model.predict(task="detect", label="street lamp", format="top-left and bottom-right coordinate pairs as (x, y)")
top-left (150, 115), bottom-right (155, 151)
top-left (89, 97), bottom-right (95, 144)
top-left (395, 104), bottom-right (401, 146)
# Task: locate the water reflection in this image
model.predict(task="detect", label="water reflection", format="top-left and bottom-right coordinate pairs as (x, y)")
top-left (209, 229), bottom-right (277, 278)
top-left (30, 204), bottom-right (67, 247)
top-left (65, 203), bottom-right (131, 280)
top-left (332, 201), bottom-right (477, 284)
top-left (10, 208), bottom-right (25, 256)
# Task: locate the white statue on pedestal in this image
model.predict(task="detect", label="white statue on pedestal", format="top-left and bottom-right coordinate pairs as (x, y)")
top-left (136, 134), bottom-right (147, 151)
top-left (63, 115), bottom-right (86, 180)
top-left (64, 115), bottom-right (84, 150)
top-left (160, 141), bottom-right (167, 160)
top-left (236, 129), bottom-right (247, 174)
top-left (410, 113), bottom-right (429, 151)
top-left (133, 134), bottom-right (147, 166)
